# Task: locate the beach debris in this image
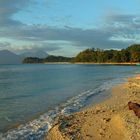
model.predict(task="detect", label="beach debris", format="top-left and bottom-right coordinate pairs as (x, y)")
top-left (95, 109), bottom-right (100, 114)
top-left (128, 101), bottom-right (140, 118)
top-left (58, 114), bottom-right (84, 140)
top-left (103, 117), bottom-right (111, 123)
top-left (86, 134), bottom-right (92, 138)
top-left (111, 109), bottom-right (115, 112)
top-left (99, 132), bottom-right (105, 137)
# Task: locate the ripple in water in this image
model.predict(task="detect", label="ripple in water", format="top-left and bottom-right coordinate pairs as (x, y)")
top-left (0, 78), bottom-right (124, 140)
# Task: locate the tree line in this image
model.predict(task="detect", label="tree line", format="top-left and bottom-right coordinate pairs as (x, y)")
top-left (74, 44), bottom-right (140, 63)
top-left (23, 44), bottom-right (140, 63)
top-left (23, 55), bottom-right (72, 63)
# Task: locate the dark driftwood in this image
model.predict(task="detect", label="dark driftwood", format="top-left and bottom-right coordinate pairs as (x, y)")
top-left (128, 101), bottom-right (140, 118)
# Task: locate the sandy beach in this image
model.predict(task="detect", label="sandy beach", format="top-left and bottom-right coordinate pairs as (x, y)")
top-left (46, 75), bottom-right (140, 140)
top-left (44, 62), bottom-right (140, 65)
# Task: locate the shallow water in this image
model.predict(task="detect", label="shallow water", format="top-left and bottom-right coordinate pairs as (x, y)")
top-left (0, 64), bottom-right (139, 139)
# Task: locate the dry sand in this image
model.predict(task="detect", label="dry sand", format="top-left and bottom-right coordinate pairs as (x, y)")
top-left (46, 76), bottom-right (140, 140)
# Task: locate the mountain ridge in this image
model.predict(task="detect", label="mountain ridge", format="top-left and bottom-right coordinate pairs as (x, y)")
top-left (0, 50), bottom-right (22, 64)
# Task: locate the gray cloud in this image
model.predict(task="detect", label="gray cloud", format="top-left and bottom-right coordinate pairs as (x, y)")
top-left (2, 22), bottom-right (138, 50)
top-left (0, 41), bottom-right (62, 54)
top-left (106, 14), bottom-right (134, 24)
top-left (0, 0), bottom-right (32, 27)
top-left (0, 42), bottom-right (10, 48)
top-left (104, 14), bottom-right (140, 45)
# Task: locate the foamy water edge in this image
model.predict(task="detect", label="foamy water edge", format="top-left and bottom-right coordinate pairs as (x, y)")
top-left (0, 78), bottom-right (125, 140)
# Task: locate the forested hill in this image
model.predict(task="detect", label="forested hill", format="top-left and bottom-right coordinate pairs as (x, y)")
top-left (23, 55), bottom-right (72, 63)
top-left (74, 44), bottom-right (140, 63)
top-left (23, 44), bottom-right (140, 63)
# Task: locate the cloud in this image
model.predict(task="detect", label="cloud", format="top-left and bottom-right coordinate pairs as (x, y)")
top-left (0, 25), bottom-right (128, 46)
top-left (104, 14), bottom-right (140, 45)
top-left (0, 1), bottom-right (140, 56)
top-left (0, 0), bottom-right (32, 27)
top-left (106, 14), bottom-right (134, 23)
top-left (0, 40), bottom-right (64, 54)
top-left (0, 42), bottom-right (10, 48)
top-left (2, 21), bottom-right (138, 50)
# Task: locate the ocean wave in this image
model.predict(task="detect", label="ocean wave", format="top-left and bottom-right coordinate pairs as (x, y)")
top-left (0, 78), bottom-right (124, 140)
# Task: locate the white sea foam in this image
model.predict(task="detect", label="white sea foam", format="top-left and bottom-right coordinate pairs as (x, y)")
top-left (0, 78), bottom-right (124, 140)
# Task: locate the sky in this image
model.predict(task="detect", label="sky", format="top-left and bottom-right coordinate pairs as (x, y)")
top-left (0, 0), bottom-right (140, 56)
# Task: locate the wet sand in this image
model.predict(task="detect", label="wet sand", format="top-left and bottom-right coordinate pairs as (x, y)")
top-left (46, 76), bottom-right (140, 140)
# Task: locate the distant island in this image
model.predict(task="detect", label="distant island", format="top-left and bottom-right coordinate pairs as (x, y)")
top-left (23, 44), bottom-right (140, 64)
top-left (23, 55), bottom-right (73, 63)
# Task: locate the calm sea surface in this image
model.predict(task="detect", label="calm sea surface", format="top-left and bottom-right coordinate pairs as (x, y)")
top-left (0, 64), bottom-right (139, 139)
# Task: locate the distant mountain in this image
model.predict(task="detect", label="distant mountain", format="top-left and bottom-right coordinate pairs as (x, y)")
top-left (0, 50), bottom-right (22, 64)
top-left (20, 50), bottom-right (48, 58)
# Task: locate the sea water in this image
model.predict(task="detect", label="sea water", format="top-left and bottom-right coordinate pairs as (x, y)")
top-left (0, 64), bottom-right (139, 139)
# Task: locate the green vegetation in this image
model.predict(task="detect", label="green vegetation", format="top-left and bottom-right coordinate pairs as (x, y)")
top-left (23, 44), bottom-right (140, 63)
top-left (44, 55), bottom-right (72, 62)
top-left (74, 44), bottom-right (140, 63)
top-left (23, 55), bottom-right (72, 63)
top-left (23, 57), bottom-right (43, 63)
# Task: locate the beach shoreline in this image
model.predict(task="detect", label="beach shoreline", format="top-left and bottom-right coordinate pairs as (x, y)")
top-left (43, 62), bottom-right (140, 66)
top-left (46, 75), bottom-right (140, 140)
